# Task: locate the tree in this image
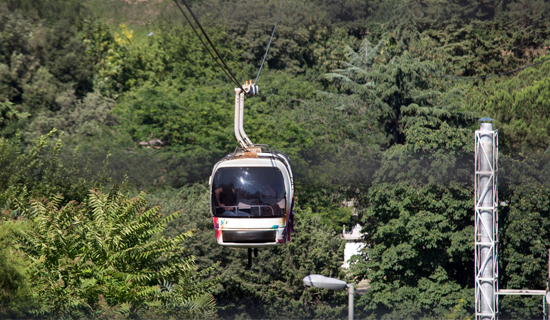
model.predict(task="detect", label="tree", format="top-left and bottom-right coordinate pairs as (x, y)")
top-left (11, 186), bottom-right (218, 319)
top-left (38, 19), bottom-right (93, 98)
top-left (0, 6), bottom-right (36, 104)
top-left (113, 82), bottom-right (237, 185)
top-left (22, 91), bottom-right (116, 143)
top-left (326, 37), bottom-right (472, 147)
top-left (0, 218), bottom-right (34, 319)
top-left (494, 152), bottom-right (550, 320)
top-left (483, 55), bottom-right (550, 154)
top-left (355, 181), bottom-right (474, 319)
top-left (82, 21), bottom-right (244, 97)
top-left (0, 100), bottom-right (28, 131)
top-left (0, 4), bottom-right (95, 145)
top-left (0, 0), bottom-right (90, 25)
top-left (0, 130), bottom-right (111, 210)
top-left (351, 121), bottom-right (476, 319)
top-left (498, 183), bottom-right (550, 319)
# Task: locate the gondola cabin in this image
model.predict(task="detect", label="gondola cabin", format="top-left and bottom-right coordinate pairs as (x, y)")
top-left (209, 81), bottom-right (294, 249)
top-left (210, 146), bottom-right (294, 247)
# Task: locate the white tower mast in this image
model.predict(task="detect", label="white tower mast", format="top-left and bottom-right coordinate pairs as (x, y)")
top-left (475, 120), bottom-right (498, 320)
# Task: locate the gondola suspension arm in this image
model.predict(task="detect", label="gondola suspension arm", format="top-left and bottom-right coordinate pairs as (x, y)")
top-left (234, 80), bottom-right (258, 149)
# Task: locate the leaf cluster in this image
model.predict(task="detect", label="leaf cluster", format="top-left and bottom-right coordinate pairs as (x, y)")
top-left (0, 130), bottom-right (111, 211)
top-left (8, 186), bottom-right (218, 319)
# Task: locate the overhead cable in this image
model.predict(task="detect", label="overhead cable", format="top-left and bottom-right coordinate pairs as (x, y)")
top-left (173, 0), bottom-right (244, 91)
top-left (259, 29), bottom-right (294, 98)
top-left (254, 0), bottom-right (284, 85)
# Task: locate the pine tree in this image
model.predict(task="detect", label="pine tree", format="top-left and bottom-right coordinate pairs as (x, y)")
top-left (325, 37), bottom-right (472, 147)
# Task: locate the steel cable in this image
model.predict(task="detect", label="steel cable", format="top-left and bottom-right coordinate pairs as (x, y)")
top-left (173, 0), bottom-right (245, 91)
top-left (254, 0), bottom-right (284, 85)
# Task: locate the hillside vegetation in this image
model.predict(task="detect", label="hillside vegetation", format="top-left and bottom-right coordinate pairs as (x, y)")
top-left (1, 0), bottom-right (550, 319)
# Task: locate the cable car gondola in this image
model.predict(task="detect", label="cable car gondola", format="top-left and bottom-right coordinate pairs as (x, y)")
top-left (209, 81), bottom-right (294, 250)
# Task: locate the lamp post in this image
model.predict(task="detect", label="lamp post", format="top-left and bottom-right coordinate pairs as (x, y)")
top-left (303, 274), bottom-right (354, 320)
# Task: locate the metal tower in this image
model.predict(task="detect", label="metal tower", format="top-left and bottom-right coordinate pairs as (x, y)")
top-left (475, 121), bottom-right (498, 320)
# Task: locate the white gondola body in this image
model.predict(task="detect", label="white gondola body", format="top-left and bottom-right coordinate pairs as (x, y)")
top-left (210, 151), bottom-right (294, 248)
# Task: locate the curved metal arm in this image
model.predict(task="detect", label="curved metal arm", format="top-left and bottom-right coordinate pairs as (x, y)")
top-left (234, 88), bottom-right (246, 148)
top-left (234, 82), bottom-right (258, 149)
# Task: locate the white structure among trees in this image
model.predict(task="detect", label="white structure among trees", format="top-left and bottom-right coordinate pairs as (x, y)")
top-left (343, 224), bottom-right (365, 269)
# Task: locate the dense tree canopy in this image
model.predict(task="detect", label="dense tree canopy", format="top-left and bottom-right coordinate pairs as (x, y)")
top-left (1, 0), bottom-right (550, 319)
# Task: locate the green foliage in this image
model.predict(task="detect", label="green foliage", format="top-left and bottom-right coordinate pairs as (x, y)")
top-left (0, 4), bottom-right (94, 141)
top-left (356, 181), bottom-right (474, 319)
top-left (311, 27), bottom-right (357, 73)
top-left (295, 183), bottom-right (356, 234)
top-left (0, 6), bottom-right (36, 103)
top-left (22, 91), bottom-right (116, 143)
top-left (248, 211), bottom-right (348, 320)
top-left (499, 183), bottom-right (550, 319)
top-left (145, 22), bottom-right (242, 87)
top-left (40, 20), bottom-right (94, 98)
top-left (375, 122), bottom-right (474, 185)
top-left (81, 20), bottom-right (123, 97)
top-left (0, 0), bottom-right (90, 24)
top-left (83, 21), bottom-right (243, 97)
top-left (86, 0), bottom-right (169, 31)
top-left (326, 37), bottom-right (473, 146)
top-left (351, 119), bottom-right (475, 318)
top-left (206, 211), bottom-right (348, 320)
top-left (189, 0), bottom-right (359, 73)
top-left (0, 130), bottom-right (111, 210)
top-left (0, 219), bottom-right (34, 318)
top-left (114, 82), bottom-right (235, 185)
top-left (11, 186), bottom-right (217, 319)
top-left (283, 92), bottom-right (384, 187)
top-left (483, 55), bottom-right (550, 154)
top-left (405, 17), bottom-right (550, 82)
top-left (0, 100), bottom-right (29, 130)
top-left (2, 0), bottom-right (550, 317)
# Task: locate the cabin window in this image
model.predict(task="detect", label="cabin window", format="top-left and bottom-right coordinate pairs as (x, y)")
top-left (212, 167), bottom-right (286, 217)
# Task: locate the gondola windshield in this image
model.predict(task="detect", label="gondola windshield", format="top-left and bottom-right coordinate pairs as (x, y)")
top-left (212, 167), bottom-right (286, 218)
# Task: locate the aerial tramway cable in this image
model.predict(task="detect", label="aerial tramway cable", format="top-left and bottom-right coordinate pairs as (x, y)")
top-left (172, 0), bottom-right (244, 92)
top-left (254, 0), bottom-right (284, 85)
top-left (173, 0), bottom-right (286, 91)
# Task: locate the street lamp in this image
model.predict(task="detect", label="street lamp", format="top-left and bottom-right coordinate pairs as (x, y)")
top-left (303, 274), bottom-right (354, 320)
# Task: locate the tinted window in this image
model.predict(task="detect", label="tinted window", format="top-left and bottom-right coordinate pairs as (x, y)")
top-left (212, 167), bottom-right (286, 217)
